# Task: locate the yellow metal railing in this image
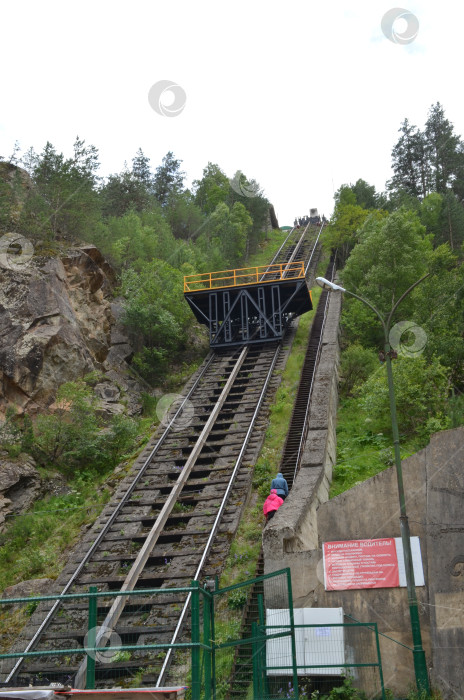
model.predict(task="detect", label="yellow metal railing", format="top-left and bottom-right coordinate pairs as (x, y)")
top-left (184, 261), bottom-right (305, 292)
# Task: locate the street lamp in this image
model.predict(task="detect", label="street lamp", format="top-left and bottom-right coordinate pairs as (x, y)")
top-left (316, 275), bottom-right (430, 693)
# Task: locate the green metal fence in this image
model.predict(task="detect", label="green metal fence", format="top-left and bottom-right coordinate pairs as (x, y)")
top-left (260, 621), bottom-right (386, 700)
top-left (0, 585), bottom-right (211, 698)
top-left (0, 570), bottom-right (385, 700)
top-left (211, 568), bottom-right (296, 700)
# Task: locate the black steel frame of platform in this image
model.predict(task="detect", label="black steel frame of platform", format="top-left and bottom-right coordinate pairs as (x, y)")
top-left (184, 277), bottom-right (312, 348)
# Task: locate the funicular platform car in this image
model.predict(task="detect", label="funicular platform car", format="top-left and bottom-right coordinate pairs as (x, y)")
top-left (184, 262), bottom-right (312, 348)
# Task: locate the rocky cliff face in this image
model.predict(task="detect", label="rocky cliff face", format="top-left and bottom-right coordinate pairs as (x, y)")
top-left (0, 244), bottom-right (134, 419)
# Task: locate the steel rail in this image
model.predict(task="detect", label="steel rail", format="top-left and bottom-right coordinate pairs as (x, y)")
top-left (8, 222), bottom-right (324, 685)
top-left (258, 226), bottom-right (302, 282)
top-left (156, 342), bottom-right (281, 687)
top-left (260, 223), bottom-right (313, 284)
top-left (281, 227), bottom-right (309, 275)
top-left (74, 347), bottom-right (249, 688)
top-left (5, 351), bottom-right (217, 683)
top-left (304, 221), bottom-right (325, 278)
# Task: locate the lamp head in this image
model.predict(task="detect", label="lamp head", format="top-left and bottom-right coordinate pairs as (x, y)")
top-left (316, 277), bottom-right (346, 292)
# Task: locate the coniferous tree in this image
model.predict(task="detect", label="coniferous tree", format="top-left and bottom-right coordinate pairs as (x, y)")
top-left (439, 191), bottom-right (464, 249)
top-left (131, 148), bottom-right (152, 188)
top-left (389, 105), bottom-right (464, 203)
top-left (425, 102), bottom-right (461, 195)
top-left (153, 152), bottom-right (185, 207)
top-left (389, 118), bottom-right (429, 198)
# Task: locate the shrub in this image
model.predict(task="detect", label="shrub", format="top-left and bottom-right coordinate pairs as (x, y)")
top-left (32, 380), bottom-right (138, 474)
top-left (339, 344), bottom-right (379, 396)
top-left (359, 355), bottom-right (450, 438)
top-left (227, 589), bottom-right (248, 610)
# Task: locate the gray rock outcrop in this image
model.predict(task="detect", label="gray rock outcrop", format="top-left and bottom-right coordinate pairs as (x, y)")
top-left (0, 454), bottom-right (41, 530)
top-left (0, 244), bottom-right (140, 418)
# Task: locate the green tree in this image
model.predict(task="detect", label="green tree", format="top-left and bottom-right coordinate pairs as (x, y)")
top-left (28, 138), bottom-right (101, 239)
top-left (439, 191), bottom-right (464, 249)
top-left (121, 260), bottom-right (191, 379)
top-left (164, 190), bottom-right (204, 240)
top-left (100, 149), bottom-right (155, 217)
top-left (153, 151), bottom-right (185, 207)
top-left (425, 102), bottom-right (461, 195)
top-left (389, 118), bottom-right (429, 199)
top-left (323, 203), bottom-right (382, 264)
top-left (412, 244), bottom-right (464, 384)
top-left (350, 179), bottom-right (379, 209)
top-left (420, 192), bottom-right (443, 240)
top-left (202, 201), bottom-right (252, 267)
top-left (32, 380), bottom-right (136, 474)
top-left (131, 147), bottom-right (152, 188)
top-left (334, 184), bottom-right (357, 207)
top-left (339, 344), bottom-right (379, 396)
top-left (227, 171), bottom-right (270, 254)
top-left (341, 208), bottom-right (433, 347)
top-left (360, 355), bottom-right (450, 437)
top-left (193, 162), bottom-right (230, 214)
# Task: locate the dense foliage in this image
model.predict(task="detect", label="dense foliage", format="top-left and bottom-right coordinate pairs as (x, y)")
top-left (327, 103), bottom-right (464, 494)
top-left (1, 379), bottom-right (139, 476)
top-left (0, 142), bottom-right (275, 379)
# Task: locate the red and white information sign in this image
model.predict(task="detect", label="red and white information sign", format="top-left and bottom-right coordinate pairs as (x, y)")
top-left (323, 538), bottom-right (400, 591)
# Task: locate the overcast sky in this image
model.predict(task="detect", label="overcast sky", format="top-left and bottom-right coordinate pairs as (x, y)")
top-left (1, 0), bottom-right (463, 226)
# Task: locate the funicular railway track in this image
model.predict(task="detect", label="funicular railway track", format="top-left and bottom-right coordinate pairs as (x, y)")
top-left (2, 223), bottom-right (325, 690)
top-left (226, 254), bottom-right (335, 700)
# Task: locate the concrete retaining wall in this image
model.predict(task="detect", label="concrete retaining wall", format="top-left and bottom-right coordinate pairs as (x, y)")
top-left (316, 428), bottom-right (464, 697)
top-left (261, 286), bottom-right (464, 697)
top-left (263, 290), bottom-right (341, 604)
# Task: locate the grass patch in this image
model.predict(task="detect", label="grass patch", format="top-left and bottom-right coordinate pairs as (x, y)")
top-left (246, 229), bottom-right (292, 268)
top-left (0, 472), bottom-right (112, 592)
top-left (251, 285), bottom-right (323, 501)
top-left (330, 396), bottom-right (422, 497)
top-left (219, 249), bottom-right (331, 589)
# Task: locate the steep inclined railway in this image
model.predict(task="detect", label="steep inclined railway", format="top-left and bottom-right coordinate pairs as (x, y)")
top-left (225, 258), bottom-right (335, 700)
top-left (3, 223), bottom-right (325, 689)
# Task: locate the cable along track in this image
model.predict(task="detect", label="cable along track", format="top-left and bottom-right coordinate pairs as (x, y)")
top-left (4, 226), bottom-right (322, 688)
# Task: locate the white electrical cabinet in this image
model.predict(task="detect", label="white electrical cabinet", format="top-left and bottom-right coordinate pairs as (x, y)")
top-left (266, 608), bottom-right (344, 676)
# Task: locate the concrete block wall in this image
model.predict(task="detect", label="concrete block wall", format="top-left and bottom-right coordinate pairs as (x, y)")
top-left (263, 289), bottom-right (341, 602)
top-left (261, 282), bottom-right (464, 697)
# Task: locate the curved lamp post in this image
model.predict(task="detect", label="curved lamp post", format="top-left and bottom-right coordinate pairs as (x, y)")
top-left (316, 275), bottom-right (430, 693)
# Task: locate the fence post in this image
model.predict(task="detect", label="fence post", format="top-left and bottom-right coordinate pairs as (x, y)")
top-left (191, 581), bottom-right (201, 700)
top-left (286, 569), bottom-right (299, 700)
top-left (252, 621), bottom-right (261, 700)
top-left (203, 589), bottom-right (212, 700)
top-left (257, 593), bottom-right (270, 699)
top-left (86, 586), bottom-right (98, 689)
top-left (373, 622), bottom-right (387, 700)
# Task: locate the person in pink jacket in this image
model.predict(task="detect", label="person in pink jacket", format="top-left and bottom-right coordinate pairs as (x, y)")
top-left (263, 489), bottom-right (284, 522)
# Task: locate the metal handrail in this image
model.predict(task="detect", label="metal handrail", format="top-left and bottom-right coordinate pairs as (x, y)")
top-left (184, 262), bottom-right (304, 292)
